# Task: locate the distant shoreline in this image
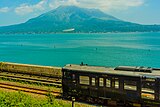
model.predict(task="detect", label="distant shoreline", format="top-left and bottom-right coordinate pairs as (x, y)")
top-left (0, 31), bottom-right (160, 35)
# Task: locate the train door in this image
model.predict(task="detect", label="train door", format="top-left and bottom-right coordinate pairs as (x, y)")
top-left (111, 77), bottom-right (120, 98)
top-left (62, 70), bottom-right (73, 97)
top-left (62, 70), bottom-right (77, 98)
top-left (78, 74), bottom-right (90, 99)
top-left (90, 75), bottom-right (98, 98)
top-left (98, 77), bottom-right (105, 97)
top-left (105, 76), bottom-right (112, 98)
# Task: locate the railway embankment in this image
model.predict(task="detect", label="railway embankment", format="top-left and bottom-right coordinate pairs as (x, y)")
top-left (0, 62), bottom-right (62, 78)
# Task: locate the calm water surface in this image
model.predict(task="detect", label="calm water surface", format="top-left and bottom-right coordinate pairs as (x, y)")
top-left (0, 32), bottom-right (160, 67)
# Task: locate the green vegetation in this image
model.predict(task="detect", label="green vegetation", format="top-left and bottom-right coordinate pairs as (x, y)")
top-left (0, 62), bottom-right (4, 70)
top-left (0, 91), bottom-right (69, 107)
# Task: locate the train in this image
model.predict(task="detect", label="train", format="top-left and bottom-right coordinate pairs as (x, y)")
top-left (62, 64), bottom-right (160, 107)
top-left (1, 62), bottom-right (160, 106)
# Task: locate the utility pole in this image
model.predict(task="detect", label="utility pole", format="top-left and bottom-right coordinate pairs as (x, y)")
top-left (72, 97), bottom-right (75, 107)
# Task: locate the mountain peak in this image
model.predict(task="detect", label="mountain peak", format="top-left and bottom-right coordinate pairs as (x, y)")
top-left (56, 5), bottom-right (79, 9)
top-left (53, 5), bottom-right (119, 21)
top-left (32, 5), bottom-right (119, 23)
top-left (1, 5), bottom-right (160, 33)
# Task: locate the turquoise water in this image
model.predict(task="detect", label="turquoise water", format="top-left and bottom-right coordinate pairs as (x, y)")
top-left (0, 32), bottom-right (160, 68)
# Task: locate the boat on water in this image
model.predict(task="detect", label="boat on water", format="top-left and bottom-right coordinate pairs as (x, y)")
top-left (63, 28), bottom-right (75, 32)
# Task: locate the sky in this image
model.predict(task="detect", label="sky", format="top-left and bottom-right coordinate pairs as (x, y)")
top-left (0, 0), bottom-right (160, 26)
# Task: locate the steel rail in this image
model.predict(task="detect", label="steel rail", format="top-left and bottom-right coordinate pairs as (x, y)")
top-left (0, 82), bottom-right (61, 96)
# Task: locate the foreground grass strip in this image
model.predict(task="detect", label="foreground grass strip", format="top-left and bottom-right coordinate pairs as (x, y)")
top-left (0, 91), bottom-right (69, 107)
top-left (0, 91), bottom-right (94, 107)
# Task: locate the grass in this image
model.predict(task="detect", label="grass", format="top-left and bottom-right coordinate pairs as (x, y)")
top-left (0, 91), bottom-right (70, 107)
top-left (0, 89), bottom-right (94, 107)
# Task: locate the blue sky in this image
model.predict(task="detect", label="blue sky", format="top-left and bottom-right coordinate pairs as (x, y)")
top-left (0, 0), bottom-right (160, 26)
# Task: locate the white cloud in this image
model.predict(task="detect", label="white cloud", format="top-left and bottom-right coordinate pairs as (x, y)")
top-left (48, 0), bottom-right (145, 11)
top-left (14, 0), bottom-right (145, 15)
top-left (49, 0), bottom-right (79, 9)
top-left (0, 7), bottom-right (10, 13)
top-left (15, 4), bottom-right (33, 15)
top-left (15, 0), bottom-right (47, 15)
top-left (83, 0), bottom-right (144, 11)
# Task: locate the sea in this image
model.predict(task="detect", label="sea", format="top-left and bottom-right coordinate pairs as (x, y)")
top-left (0, 32), bottom-right (160, 68)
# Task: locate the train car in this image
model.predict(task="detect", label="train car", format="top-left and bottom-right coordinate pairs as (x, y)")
top-left (62, 64), bottom-right (160, 107)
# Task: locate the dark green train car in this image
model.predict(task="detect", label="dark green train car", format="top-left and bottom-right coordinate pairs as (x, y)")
top-left (62, 64), bottom-right (160, 106)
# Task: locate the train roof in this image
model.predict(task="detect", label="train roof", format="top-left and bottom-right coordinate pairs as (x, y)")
top-left (63, 64), bottom-right (160, 78)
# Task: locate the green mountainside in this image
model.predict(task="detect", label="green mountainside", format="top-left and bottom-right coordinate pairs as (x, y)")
top-left (0, 5), bottom-right (160, 33)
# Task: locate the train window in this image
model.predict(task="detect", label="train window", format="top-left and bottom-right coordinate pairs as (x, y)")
top-left (72, 74), bottom-right (76, 83)
top-left (64, 72), bottom-right (72, 79)
top-left (145, 78), bottom-right (155, 82)
top-left (79, 76), bottom-right (90, 85)
top-left (141, 93), bottom-right (155, 100)
top-left (106, 78), bottom-right (111, 87)
top-left (99, 78), bottom-right (104, 87)
top-left (124, 80), bottom-right (137, 91)
top-left (115, 78), bottom-right (119, 89)
top-left (141, 82), bottom-right (155, 93)
top-left (92, 78), bottom-right (95, 86)
top-left (72, 74), bottom-right (75, 79)
top-left (142, 87), bottom-right (155, 93)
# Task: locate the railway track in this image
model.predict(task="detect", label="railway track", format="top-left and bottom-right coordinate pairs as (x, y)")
top-left (0, 71), bottom-right (62, 88)
top-left (0, 82), bottom-right (61, 97)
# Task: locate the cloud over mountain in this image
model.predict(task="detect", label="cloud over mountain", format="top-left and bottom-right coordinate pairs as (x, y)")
top-left (13, 0), bottom-right (145, 15)
top-left (48, 0), bottom-right (145, 11)
top-left (15, 0), bottom-right (47, 15)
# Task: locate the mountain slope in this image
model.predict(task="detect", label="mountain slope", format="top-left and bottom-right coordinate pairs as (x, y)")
top-left (0, 5), bottom-right (160, 33)
top-left (27, 5), bottom-right (119, 23)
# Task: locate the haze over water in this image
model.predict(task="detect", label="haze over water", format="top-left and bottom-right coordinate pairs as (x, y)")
top-left (0, 32), bottom-right (160, 68)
